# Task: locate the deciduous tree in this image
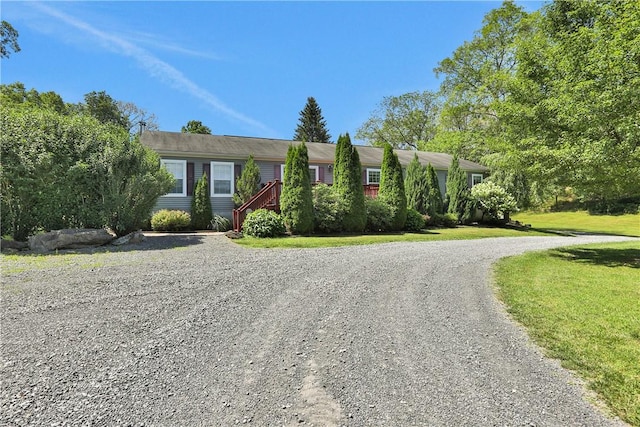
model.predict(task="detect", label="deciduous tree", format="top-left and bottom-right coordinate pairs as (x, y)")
top-left (1, 20), bottom-right (20, 58)
top-left (356, 91), bottom-right (441, 150)
top-left (181, 120), bottom-right (212, 135)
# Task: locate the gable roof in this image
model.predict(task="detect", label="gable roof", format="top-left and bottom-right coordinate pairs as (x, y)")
top-left (140, 131), bottom-right (489, 172)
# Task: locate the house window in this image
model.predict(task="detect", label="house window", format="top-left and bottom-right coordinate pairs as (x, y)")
top-left (367, 168), bottom-right (381, 185)
top-left (471, 173), bottom-right (484, 187)
top-left (280, 164), bottom-right (319, 183)
top-left (161, 159), bottom-right (187, 196)
top-left (211, 162), bottom-right (234, 197)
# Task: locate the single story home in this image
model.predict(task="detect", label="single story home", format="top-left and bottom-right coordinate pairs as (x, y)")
top-left (140, 131), bottom-right (489, 221)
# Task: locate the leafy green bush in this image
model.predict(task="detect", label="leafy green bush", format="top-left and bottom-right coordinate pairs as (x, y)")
top-left (210, 214), bottom-right (232, 232)
top-left (312, 184), bottom-right (346, 234)
top-left (242, 209), bottom-right (286, 238)
top-left (441, 213), bottom-right (458, 228)
top-left (471, 181), bottom-right (517, 222)
top-left (365, 197), bottom-right (392, 232)
top-left (404, 208), bottom-right (425, 231)
top-left (191, 173), bottom-right (213, 229)
top-left (151, 209), bottom-right (191, 231)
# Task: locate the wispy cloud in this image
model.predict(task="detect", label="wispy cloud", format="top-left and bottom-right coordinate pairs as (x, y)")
top-left (33, 2), bottom-right (275, 135)
top-left (125, 30), bottom-right (225, 61)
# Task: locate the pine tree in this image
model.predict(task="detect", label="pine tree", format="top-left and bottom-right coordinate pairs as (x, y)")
top-left (280, 142), bottom-right (314, 234)
top-left (293, 97), bottom-right (332, 143)
top-left (445, 153), bottom-right (471, 222)
top-left (424, 163), bottom-right (444, 217)
top-left (190, 173), bottom-right (213, 230)
top-left (233, 154), bottom-right (261, 206)
top-left (404, 154), bottom-right (426, 213)
top-left (378, 144), bottom-right (407, 230)
top-left (333, 133), bottom-right (366, 232)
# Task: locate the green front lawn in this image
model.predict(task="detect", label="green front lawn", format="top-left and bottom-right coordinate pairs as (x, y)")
top-left (494, 240), bottom-right (640, 425)
top-left (235, 226), bottom-right (545, 249)
top-left (514, 211), bottom-right (640, 237)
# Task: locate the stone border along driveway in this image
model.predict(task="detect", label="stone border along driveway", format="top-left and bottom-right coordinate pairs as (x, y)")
top-left (1, 233), bottom-right (635, 426)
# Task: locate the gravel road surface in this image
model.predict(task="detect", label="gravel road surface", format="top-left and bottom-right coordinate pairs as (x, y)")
top-left (1, 233), bottom-right (634, 426)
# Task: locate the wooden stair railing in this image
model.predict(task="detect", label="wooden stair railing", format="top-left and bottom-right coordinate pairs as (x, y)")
top-left (232, 180), bottom-right (282, 232)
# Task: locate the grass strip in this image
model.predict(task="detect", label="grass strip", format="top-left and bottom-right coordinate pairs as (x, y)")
top-left (234, 226), bottom-right (547, 249)
top-left (514, 211), bottom-right (640, 237)
top-left (494, 240), bottom-right (640, 425)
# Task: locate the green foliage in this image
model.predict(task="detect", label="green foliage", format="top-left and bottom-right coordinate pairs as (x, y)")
top-left (378, 144), bottom-right (407, 230)
top-left (356, 91), bottom-right (441, 150)
top-left (293, 97), bottom-right (331, 143)
top-left (242, 209), bottom-right (286, 238)
top-left (1, 20), bottom-right (20, 58)
top-left (332, 133), bottom-right (366, 232)
top-left (312, 184), bottom-right (347, 234)
top-left (190, 173), bottom-right (213, 230)
top-left (445, 153), bottom-right (472, 223)
top-left (82, 91), bottom-right (129, 129)
top-left (424, 163), bottom-right (444, 217)
top-left (404, 208), bottom-right (425, 231)
top-left (365, 197), bottom-right (392, 232)
top-left (210, 214), bottom-right (232, 232)
top-left (405, 154), bottom-right (427, 213)
top-left (181, 120), bottom-right (212, 135)
top-left (233, 154), bottom-right (261, 206)
top-left (471, 181), bottom-right (518, 222)
top-left (0, 104), bottom-right (173, 240)
top-left (280, 143), bottom-right (314, 234)
top-left (150, 209), bottom-right (191, 231)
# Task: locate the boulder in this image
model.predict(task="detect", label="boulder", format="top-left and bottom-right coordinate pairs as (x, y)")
top-left (29, 229), bottom-right (115, 253)
top-left (111, 230), bottom-right (146, 246)
top-left (1, 238), bottom-right (29, 252)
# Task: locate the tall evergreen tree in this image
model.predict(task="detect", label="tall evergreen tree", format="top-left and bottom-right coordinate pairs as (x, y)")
top-left (293, 97), bottom-right (332, 143)
top-left (445, 153), bottom-right (471, 222)
top-left (404, 154), bottom-right (427, 213)
top-left (378, 144), bottom-right (407, 230)
top-left (233, 154), bottom-right (261, 206)
top-left (333, 133), bottom-right (366, 232)
top-left (424, 163), bottom-right (444, 217)
top-left (190, 173), bottom-right (213, 230)
top-left (280, 142), bottom-right (314, 234)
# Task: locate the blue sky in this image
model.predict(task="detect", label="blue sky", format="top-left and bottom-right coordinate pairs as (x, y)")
top-left (2, 1), bottom-right (542, 143)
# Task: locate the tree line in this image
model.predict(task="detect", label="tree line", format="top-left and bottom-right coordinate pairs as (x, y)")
top-left (355, 0), bottom-right (640, 211)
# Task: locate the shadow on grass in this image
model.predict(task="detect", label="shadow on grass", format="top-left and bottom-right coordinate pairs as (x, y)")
top-left (551, 247), bottom-right (640, 268)
top-left (5, 234), bottom-right (208, 257)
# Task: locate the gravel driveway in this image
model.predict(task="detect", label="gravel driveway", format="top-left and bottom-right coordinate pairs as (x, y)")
top-left (1, 233), bottom-right (634, 426)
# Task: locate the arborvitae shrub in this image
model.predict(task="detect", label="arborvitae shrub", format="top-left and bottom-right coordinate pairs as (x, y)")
top-left (365, 197), bottom-right (392, 232)
top-left (151, 209), bottom-right (191, 231)
top-left (424, 163), bottom-right (444, 217)
top-left (378, 144), bottom-right (407, 230)
top-left (279, 143), bottom-right (314, 234)
top-left (233, 154), bottom-right (261, 206)
top-left (333, 133), bottom-right (366, 232)
top-left (404, 208), bottom-right (425, 231)
top-left (405, 154), bottom-right (426, 213)
top-left (445, 153), bottom-right (471, 223)
top-left (190, 173), bottom-right (213, 230)
top-left (242, 209), bottom-right (286, 237)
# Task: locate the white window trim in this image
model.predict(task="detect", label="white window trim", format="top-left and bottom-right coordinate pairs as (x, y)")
top-left (210, 161), bottom-right (235, 197)
top-left (471, 173), bottom-right (484, 186)
top-left (366, 168), bottom-right (381, 185)
top-left (280, 164), bottom-right (320, 183)
top-left (309, 165), bottom-right (319, 182)
top-left (161, 159), bottom-right (187, 197)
